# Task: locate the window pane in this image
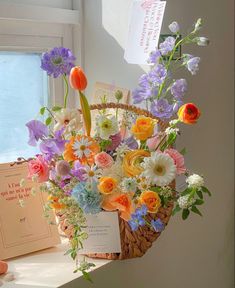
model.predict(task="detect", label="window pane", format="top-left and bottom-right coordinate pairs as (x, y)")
top-left (0, 52), bottom-right (48, 163)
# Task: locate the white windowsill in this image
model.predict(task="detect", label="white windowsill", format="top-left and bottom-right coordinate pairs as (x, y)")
top-left (1, 238), bottom-right (111, 288)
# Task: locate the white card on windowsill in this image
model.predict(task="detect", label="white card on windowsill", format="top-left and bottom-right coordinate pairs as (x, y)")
top-left (124, 0), bottom-right (166, 65)
top-left (79, 212), bottom-right (121, 254)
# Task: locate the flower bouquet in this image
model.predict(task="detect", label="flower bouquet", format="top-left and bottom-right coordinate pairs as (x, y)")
top-left (23, 19), bottom-right (211, 279)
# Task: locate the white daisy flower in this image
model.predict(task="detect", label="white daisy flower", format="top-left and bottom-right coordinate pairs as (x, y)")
top-left (113, 143), bottom-right (130, 159)
top-left (96, 115), bottom-right (119, 140)
top-left (54, 108), bottom-right (82, 138)
top-left (186, 174), bottom-right (204, 188)
top-left (165, 126), bottom-right (179, 135)
top-left (141, 152), bottom-right (176, 186)
top-left (120, 177), bottom-right (137, 192)
top-left (177, 195), bottom-right (196, 209)
top-left (72, 137), bottom-right (93, 158)
top-left (83, 165), bottom-right (102, 182)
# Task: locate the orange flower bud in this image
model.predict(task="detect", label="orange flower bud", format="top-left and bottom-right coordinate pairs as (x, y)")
top-left (69, 66), bottom-right (87, 91)
top-left (177, 103), bottom-right (201, 124)
top-left (48, 195), bottom-right (66, 210)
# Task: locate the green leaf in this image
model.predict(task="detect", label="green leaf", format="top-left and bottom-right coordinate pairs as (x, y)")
top-left (79, 91), bottom-right (91, 137)
top-left (194, 199), bottom-right (204, 205)
top-left (52, 106), bottom-right (62, 112)
top-left (40, 107), bottom-right (46, 115)
top-left (149, 186), bottom-right (161, 193)
top-left (191, 206), bottom-right (203, 216)
top-left (45, 117), bottom-right (52, 126)
top-left (172, 204), bottom-right (181, 216)
top-left (180, 147), bottom-right (187, 155)
top-left (196, 190), bottom-right (203, 199)
top-left (82, 271), bottom-right (93, 283)
top-left (182, 209), bottom-right (190, 220)
top-left (181, 187), bottom-right (192, 196)
top-left (201, 186), bottom-right (211, 196)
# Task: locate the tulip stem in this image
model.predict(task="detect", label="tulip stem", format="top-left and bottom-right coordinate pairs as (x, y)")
top-left (63, 74), bottom-right (69, 108)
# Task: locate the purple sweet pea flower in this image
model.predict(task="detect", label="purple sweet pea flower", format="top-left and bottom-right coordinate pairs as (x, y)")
top-left (39, 139), bottom-right (61, 160)
top-left (138, 74), bottom-right (150, 88)
top-left (71, 161), bottom-right (86, 181)
top-left (148, 49), bottom-right (161, 64)
top-left (169, 21), bottom-right (180, 33)
top-left (148, 64), bottom-right (167, 85)
top-left (26, 120), bottom-right (49, 146)
top-left (171, 79), bottom-right (187, 99)
top-left (151, 98), bottom-right (174, 120)
top-left (41, 47), bottom-right (76, 78)
top-left (173, 100), bottom-right (184, 113)
top-left (54, 128), bottom-right (67, 152)
top-left (151, 218), bottom-right (165, 232)
top-left (124, 136), bottom-right (138, 150)
top-left (132, 88), bottom-right (152, 104)
top-left (186, 57), bottom-right (200, 75)
top-left (159, 36), bottom-right (176, 55)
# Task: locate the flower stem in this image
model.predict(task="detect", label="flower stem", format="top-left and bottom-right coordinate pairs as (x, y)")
top-left (63, 74), bottom-right (69, 108)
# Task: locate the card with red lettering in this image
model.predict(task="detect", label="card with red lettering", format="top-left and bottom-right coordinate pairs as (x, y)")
top-left (0, 162), bottom-right (60, 260)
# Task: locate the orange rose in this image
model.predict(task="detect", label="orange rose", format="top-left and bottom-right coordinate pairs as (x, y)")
top-left (177, 103), bottom-right (201, 124)
top-left (131, 116), bottom-right (155, 140)
top-left (102, 193), bottom-right (134, 221)
top-left (48, 195), bottom-right (66, 210)
top-left (139, 191), bottom-right (161, 213)
top-left (123, 150), bottom-right (150, 177)
top-left (98, 177), bottom-right (118, 195)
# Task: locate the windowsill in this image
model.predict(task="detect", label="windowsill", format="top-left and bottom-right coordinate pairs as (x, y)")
top-left (2, 238), bottom-right (111, 288)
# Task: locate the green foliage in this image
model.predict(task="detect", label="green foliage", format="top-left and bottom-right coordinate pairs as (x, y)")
top-left (191, 205), bottom-right (202, 216)
top-left (182, 208), bottom-right (190, 220)
top-left (99, 139), bottom-right (112, 151)
top-left (180, 147), bottom-right (187, 155)
top-left (160, 133), bottom-right (177, 151)
top-left (172, 204), bottom-right (181, 216)
top-left (45, 117), bottom-right (52, 126)
top-left (40, 107), bottom-right (46, 115)
top-left (52, 106), bottom-right (62, 112)
top-left (201, 186), bottom-right (212, 196)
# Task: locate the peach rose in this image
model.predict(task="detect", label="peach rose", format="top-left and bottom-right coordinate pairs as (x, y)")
top-left (95, 152), bottom-right (114, 169)
top-left (139, 190), bottom-right (161, 213)
top-left (177, 103), bottom-right (201, 124)
top-left (131, 116), bottom-right (155, 141)
top-left (98, 177), bottom-right (118, 195)
top-left (123, 150), bottom-right (150, 177)
top-left (28, 155), bottom-right (49, 183)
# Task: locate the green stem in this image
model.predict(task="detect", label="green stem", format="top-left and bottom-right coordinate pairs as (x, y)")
top-left (63, 74), bottom-right (69, 108)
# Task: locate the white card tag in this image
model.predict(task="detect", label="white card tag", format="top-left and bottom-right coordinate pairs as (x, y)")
top-left (79, 212), bottom-right (121, 254)
top-left (124, 0), bottom-right (166, 65)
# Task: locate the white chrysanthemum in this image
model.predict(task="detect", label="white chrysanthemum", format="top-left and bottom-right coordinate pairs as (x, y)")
top-left (96, 115), bottom-right (119, 140)
top-left (83, 165), bottom-right (102, 182)
top-left (177, 195), bottom-right (196, 209)
top-left (114, 143), bottom-right (130, 159)
top-left (159, 186), bottom-right (173, 198)
top-left (72, 137), bottom-right (92, 158)
top-left (141, 152), bottom-right (176, 186)
top-left (165, 127), bottom-right (179, 135)
top-left (102, 160), bottom-right (124, 183)
top-left (186, 174), bottom-right (204, 188)
top-left (54, 108), bottom-right (82, 138)
top-left (120, 177), bottom-right (137, 192)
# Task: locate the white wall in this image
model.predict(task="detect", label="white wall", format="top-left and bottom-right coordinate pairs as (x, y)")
top-left (79, 0), bottom-right (234, 287)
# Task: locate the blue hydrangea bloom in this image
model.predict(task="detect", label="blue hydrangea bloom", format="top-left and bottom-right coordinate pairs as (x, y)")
top-left (72, 182), bottom-right (101, 214)
top-left (151, 219), bottom-right (165, 232)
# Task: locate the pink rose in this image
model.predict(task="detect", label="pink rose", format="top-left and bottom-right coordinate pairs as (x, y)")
top-left (164, 148), bottom-right (186, 175)
top-left (95, 152), bottom-right (114, 169)
top-left (28, 155), bottom-right (49, 183)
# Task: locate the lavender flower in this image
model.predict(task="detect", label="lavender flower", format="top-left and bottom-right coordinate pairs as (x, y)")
top-left (149, 64), bottom-right (167, 85)
top-left (173, 100), bottom-right (184, 113)
top-left (72, 182), bottom-right (101, 214)
top-left (132, 88), bottom-right (152, 104)
top-left (151, 98), bottom-right (174, 119)
top-left (71, 161), bottom-right (86, 181)
top-left (124, 136), bottom-right (138, 150)
top-left (26, 120), bottom-right (49, 146)
top-left (159, 36), bottom-right (176, 55)
top-left (171, 79), bottom-right (187, 99)
top-left (41, 47), bottom-right (76, 78)
top-left (186, 57), bottom-right (200, 75)
top-left (128, 205), bottom-right (148, 231)
top-left (151, 219), bottom-right (165, 232)
top-left (148, 49), bottom-right (161, 64)
top-left (169, 21), bottom-right (180, 33)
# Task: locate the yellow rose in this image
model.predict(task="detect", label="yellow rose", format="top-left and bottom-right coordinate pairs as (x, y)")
top-left (98, 177), bottom-right (118, 195)
top-left (139, 190), bottom-right (161, 213)
top-left (123, 150), bottom-right (150, 177)
top-left (131, 116), bottom-right (155, 141)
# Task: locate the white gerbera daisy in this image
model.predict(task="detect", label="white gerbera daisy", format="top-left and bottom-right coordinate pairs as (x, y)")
top-left (72, 137), bottom-right (93, 158)
top-left (96, 115), bottom-right (118, 140)
top-left (83, 165), bottom-right (102, 182)
top-left (54, 108), bottom-right (82, 138)
top-left (141, 152), bottom-right (176, 186)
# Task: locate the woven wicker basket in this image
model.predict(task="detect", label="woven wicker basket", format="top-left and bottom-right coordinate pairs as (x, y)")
top-left (57, 102), bottom-right (174, 260)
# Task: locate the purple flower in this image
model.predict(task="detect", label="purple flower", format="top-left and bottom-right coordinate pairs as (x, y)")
top-left (71, 161), bottom-right (86, 181)
top-left (132, 88), bottom-right (152, 104)
top-left (41, 47), bottom-right (76, 78)
top-left (54, 129), bottom-right (67, 152)
top-left (148, 49), bottom-right (161, 64)
top-left (26, 120), bottom-right (49, 146)
top-left (159, 36), bottom-right (176, 55)
top-left (138, 74), bottom-right (150, 88)
top-left (128, 220), bottom-right (139, 231)
top-left (169, 21), bottom-right (180, 33)
top-left (173, 100), bottom-right (184, 113)
top-left (124, 136), bottom-right (138, 150)
top-left (186, 57), bottom-right (200, 75)
top-left (171, 79), bottom-right (187, 99)
top-left (135, 205), bottom-right (148, 217)
top-left (128, 205), bottom-right (148, 231)
top-left (148, 64), bottom-right (167, 85)
top-left (151, 98), bottom-right (174, 119)
top-left (151, 219), bottom-right (165, 232)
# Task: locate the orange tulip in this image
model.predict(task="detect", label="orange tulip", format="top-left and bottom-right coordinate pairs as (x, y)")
top-left (69, 66), bottom-right (87, 91)
top-left (177, 103), bottom-right (201, 124)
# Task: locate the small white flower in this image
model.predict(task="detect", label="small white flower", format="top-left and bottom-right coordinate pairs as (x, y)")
top-left (19, 199), bottom-right (25, 207)
top-left (120, 177), bottom-right (137, 193)
top-left (196, 37), bottom-right (210, 46)
top-left (96, 115), bottom-right (119, 140)
top-left (194, 18), bottom-right (202, 32)
top-left (114, 143), bottom-right (130, 159)
top-left (54, 108), bottom-right (82, 138)
top-left (20, 178), bottom-right (26, 187)
top-left (169, 21), bottom-right (180, 33)
top-left (141, 152), bottom-right (176, 186)
top-left (136, 177), bottom-right (151, 191)
top-left (83, 165), bottom-right (102, 182)
top-left (186, 174), bottom-right (204, 188)
top-left (72, 137), bottom-right (93, 158)
top-left (159, 186), bottom-right (173, 198)
top-left (178, 195), bottom-right (195, 209)
top-left (169, 119), bottom-right (179, 126)
top-left (165, 127), bottom-right (179, 135)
